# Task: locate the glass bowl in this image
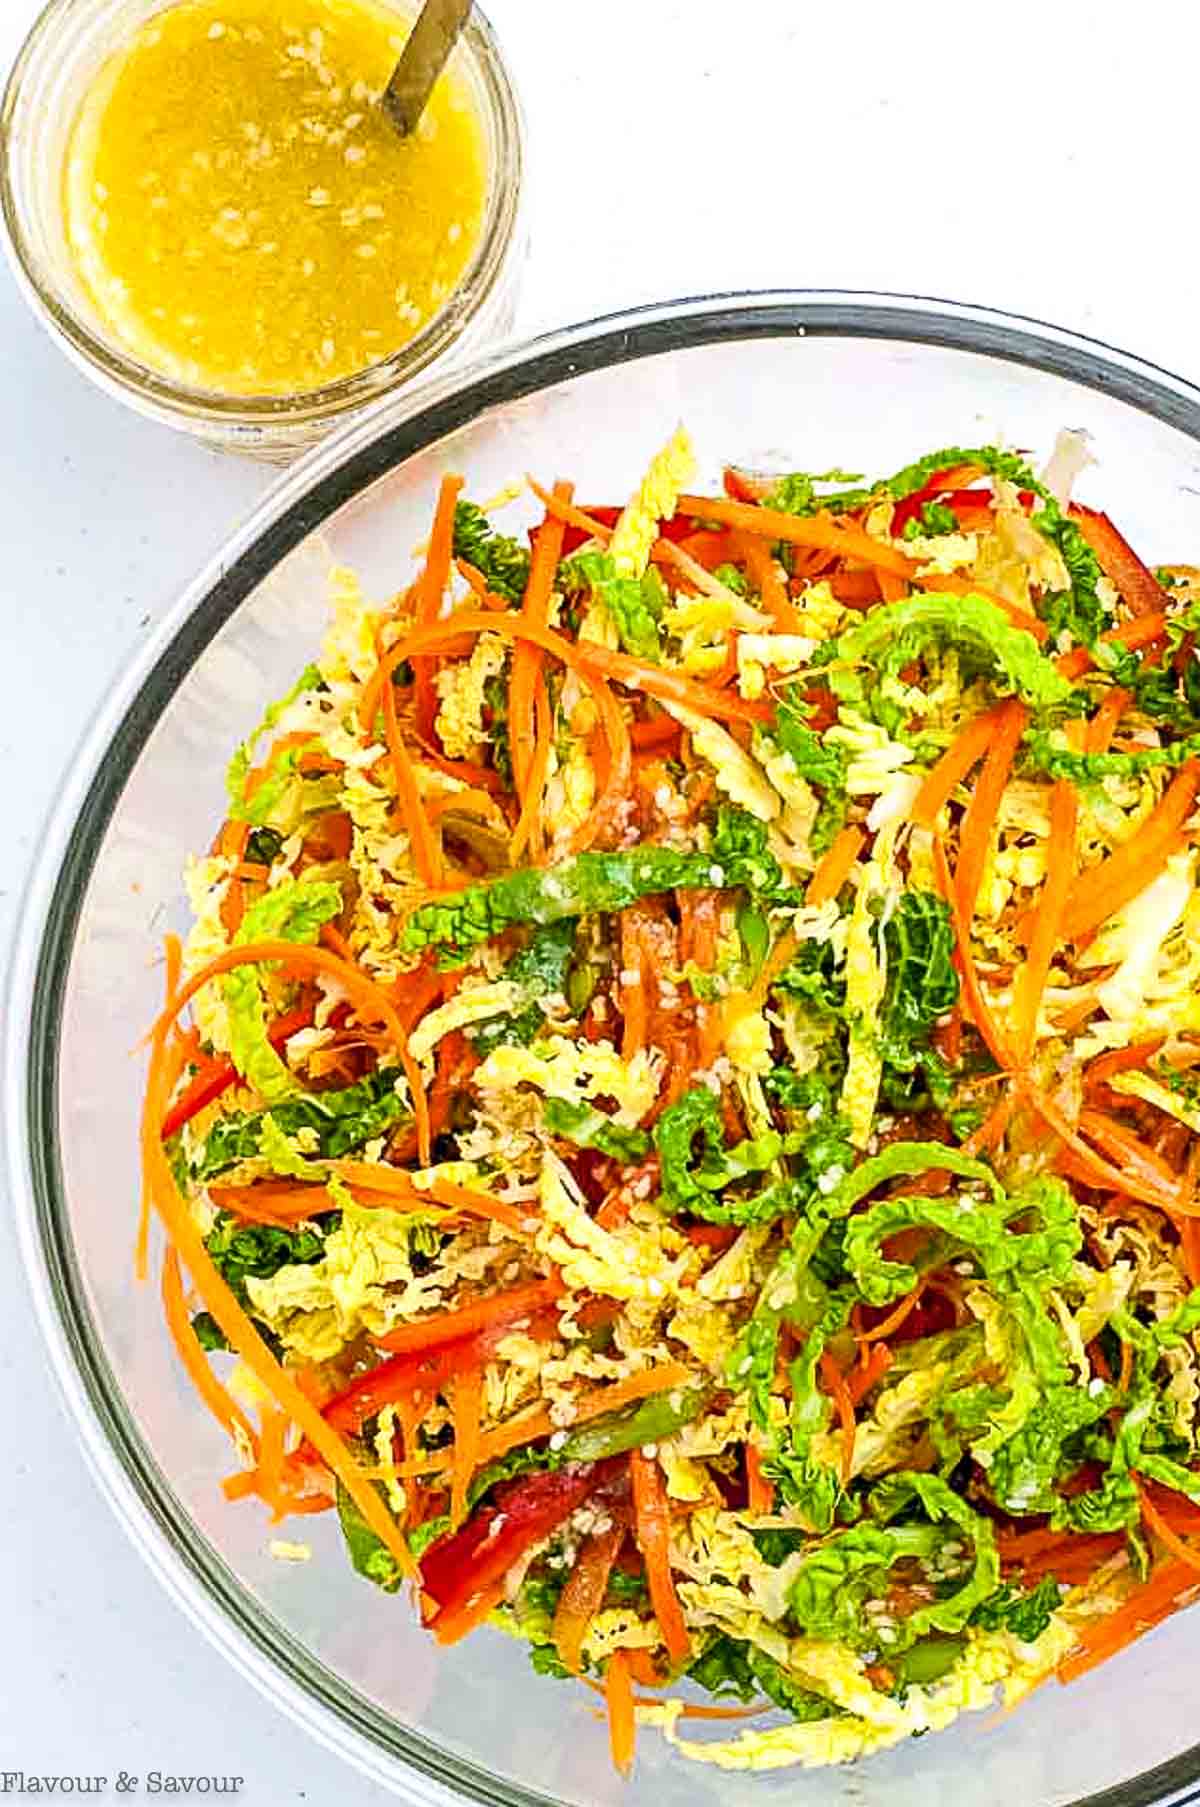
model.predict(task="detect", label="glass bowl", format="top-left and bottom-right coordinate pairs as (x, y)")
top-left (10, 291), bottom-right (1200, 1807)
top-left (0, 0), bottom-right (524, 461)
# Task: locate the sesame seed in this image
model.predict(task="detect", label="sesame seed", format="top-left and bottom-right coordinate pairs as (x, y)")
top-left (308, 187), bottom-right (331, 206)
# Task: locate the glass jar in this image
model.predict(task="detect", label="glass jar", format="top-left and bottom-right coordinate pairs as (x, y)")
top-left (0, 0), bottom-right (525, 459)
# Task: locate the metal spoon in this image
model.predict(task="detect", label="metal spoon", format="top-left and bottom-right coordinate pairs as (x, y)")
top-left (382, 0), bottom-right (473, 138)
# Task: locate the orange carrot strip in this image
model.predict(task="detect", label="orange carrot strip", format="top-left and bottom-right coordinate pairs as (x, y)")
top-left (1011, 764), bottom-right (1078, 1062)
top-left (360, 609), bottom-right (630, 855)
top-left (472, 1362), bottom-right (695, 1470)
top-left (734, 530), bottom-right (802, 631)
top-left (818, 1349), bottom-right (857, 1487)
top-left (1136, 1483), bottom-right (1200, 1574)
top-left (620, 910), bottom-right (648, 1060)
top-left (412, 474), bottom-right (464, 743)
top-left (911, 704), bottom-right (1008, 831)
top-left (327, 1163), bottom-right (530, 1236)
top-left (806, 825), bottom-right (865, 907)
top-left (1027, 1089), bottom-right (1182, 1213)
top-left (855, 1284), bottom-right (925, 1347)
top-left (1076, 1109), bottom-right (1186, 1202)
top-left (449, 1364), bottom-right (485, 1529)
top-left (510, 680), bottom-right (553, 865)
top-left (375, 1275), bottom-right (564, 1354)
top-left (511, 482), bottom-right (571, 802)
top-left (1071, 506), bottom-right (1169, 618)
top-left (256, 1406), bottom-right (288, 1519)
top-left (553, 1523), bottom-right (625, 1674)
top-left (526, 478), bottom-right (613, 547)
top-left (143, 1026), bottom-right (415, 1580)
top-left (675, 494), bottom-right (1047, 638)
top-left (575, 641), bottom-right (775, 729)
top-left (1058, 764), bottom-right (1200, 943)
top-left (745, 1440), bottom-right (776, 1514)
top-left (162, 1248), bottom-right (257, 1451)
top-left (954, 699), bottom-right (1028, 923)
top-left (931, 836), bottom-right (1017, 1071)
top-left (1057, 609), bottom-right (1169, 681)
top-left (845, 1344), bottom-right (893, 1406)
top-left (151, 940), bottom-right (405, 1052)
top-left (1057, 1560), bottom-right (1196, 1683)
top-left (1088, 686), bottom-right (1131, 754)
top-left (605, 1649), bottom-right (636, 1776)
top-left (382, 664), bottom-right (443, 888)
top-left (631, 1450), bottom-right (690, 1665)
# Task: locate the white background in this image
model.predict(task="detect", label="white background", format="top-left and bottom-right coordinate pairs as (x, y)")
top-left (3, 0), bottom-right (1200, 1799)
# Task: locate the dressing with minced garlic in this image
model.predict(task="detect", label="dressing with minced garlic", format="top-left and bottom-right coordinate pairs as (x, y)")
top-left (65, 0), bottom-right (487, 395)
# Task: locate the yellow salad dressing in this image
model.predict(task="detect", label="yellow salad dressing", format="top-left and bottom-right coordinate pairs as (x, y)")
top-left (65, 0), bottom-right (487, 395)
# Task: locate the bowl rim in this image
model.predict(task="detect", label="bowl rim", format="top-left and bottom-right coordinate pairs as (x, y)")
top-left (0, 0), bottom-right (524, 435)
top-left (10, 287), bottom-right (1200, 1807)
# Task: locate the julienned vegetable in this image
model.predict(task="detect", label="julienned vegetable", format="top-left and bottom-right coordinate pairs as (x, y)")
top-left (147, 430), bottom-right (1200, 1779)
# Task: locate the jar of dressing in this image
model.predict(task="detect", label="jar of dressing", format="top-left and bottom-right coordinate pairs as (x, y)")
top-left (1, 0), bottom-right (524, 458)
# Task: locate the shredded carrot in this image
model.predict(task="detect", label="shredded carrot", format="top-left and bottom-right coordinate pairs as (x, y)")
top-left (911, 703), bottom-right (1009, 830)
top-left (1011, 759), bottom-right (1079, 1063)
top-left (161, 1247), bottom-right (257, 1451)
top-left (575, 639), bottom-right (775, 728)
top-left (412, 473), bottom-right (464, 742)
top-left (327, 1163), bottom-right (530, 1235)
top-left (1071, 505), bottom-right (1170, 619)
top-left (470, 1362), bottom-right (695, 1470)
top-left (1088, 686), bottom-right (1131, 754)
top-left (449, 1364), bottom-right (484, 1529)
top-left (143, 1017), bottom-right (416, 1580)
top-left (845, 1344), bottom-right (893, 1406)
top-left (931, 836), bottom-right (1017, 1071)
top-left (1057, 763), bottom-right (1200, 943)
top-left (526, 477), bottom-right (613, 547)
top-left (1058, 1560), bottom-right (1197, 1683)
top-left (631, 1449), bottom-right (690, 1665)
top-left (954, 699), bottom-right (1028, 923)
top-left (382, 660), bottom-right (443, 887)
top-left (605, 1649), bottom-right (637, 1776)
top-left (1026, 1088), bottom-right (1182, 1213)
top-left (619, 909), bottom-right (648, 1060)
top-left (818, 1349), bottom-right (857, 1487)
top-left (806, 825), bottom-right (865, 907)
top-left (855, 1284), bottom-right (925, 1346)
top-left (256, 1406), bottom-right (289, 1519)
top-left (359, 610), bottom-right (630, 857)
top-left (1075, 1109), bottom-right (1187, 1210)
top-left (375, 1274), bottom-right (564, 1354)
top-left (151, 938), bottom-right (405, 1053)
top-left (509, 679), bottom-right (553, 865)
top-left (675, 493), bottom-right (1047, 638)
top-left (733, 529), bottom-right (802, 630)
top-left (511, 481), bottom-right (571, 808)
top-left (1057, 608), bottom-right (1169, 681)
top-left (553, 1523), bottom-right (625, 1674)
top-left (745, 1440), bottom-right (776, 1514)
top-left (963, 1090), bottom-right (1016, 1157)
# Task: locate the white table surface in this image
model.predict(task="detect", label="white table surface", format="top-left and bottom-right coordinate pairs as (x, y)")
top-left (4, 0), bottom-right (1200, 1799)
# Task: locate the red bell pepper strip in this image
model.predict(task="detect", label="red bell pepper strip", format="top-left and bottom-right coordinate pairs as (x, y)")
top-left (423, 1460), bottom-right (624, 1642)
top-left (1070, 503), bottom-right (1169, 618)
top-left (160, 1004), bottom-right (316, 1140)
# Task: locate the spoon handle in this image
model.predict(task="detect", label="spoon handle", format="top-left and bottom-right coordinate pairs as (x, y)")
top-left (382, 0), bottom-right (474, 137)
